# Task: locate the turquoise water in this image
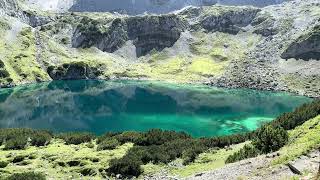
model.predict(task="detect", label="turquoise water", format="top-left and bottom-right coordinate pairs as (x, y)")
top-left (0, 80), bottom-right (312, 137)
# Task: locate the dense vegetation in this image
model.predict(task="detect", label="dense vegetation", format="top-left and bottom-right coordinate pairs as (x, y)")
top-left (4, 172), bottom-right (46, 180)
top-left (0, 129), bottom-right (52, 150)
top-left (0, 100), bottom-right (319, 178)
top-left (226, 100), bottom-right (320, 163)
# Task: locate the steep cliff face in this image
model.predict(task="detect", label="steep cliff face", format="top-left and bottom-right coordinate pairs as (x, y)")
top-left (72, 15), bottom-right (187, 57)
top-left (199, 6), bottom-right (260, 34)
top-left (281, 25), bottom-right (320, 60)
top-left (71, 6), bottom-right (258, 56)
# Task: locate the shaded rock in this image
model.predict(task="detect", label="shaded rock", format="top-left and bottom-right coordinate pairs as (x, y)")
top-left (200, 7), bottom-right (260, 34)
top-left (47, 62), bottom-right (103, 80)
top-left (286, 163), bottom-right (302, 175)
top-left (72, 14), bottom-right (186, 57)
top-left (281, 25), bottom-right (320, 60)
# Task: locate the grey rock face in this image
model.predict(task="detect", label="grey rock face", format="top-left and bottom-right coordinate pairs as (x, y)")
top-left (70, 0), bottom-right (217, 15)
top-left (281, 25), bottom-right (320, 60)
top-left (0, 0), bottom-right (27, 21)
top-left (69, 0), bottom-right (283, 15)
top-left (72, 15), bottom-right (187, 57)
top-left (200, 7), bottom-right (260, 34)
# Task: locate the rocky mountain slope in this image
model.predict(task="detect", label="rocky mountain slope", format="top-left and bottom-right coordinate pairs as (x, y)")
top-left (0, 0), bottom-right (319, 97)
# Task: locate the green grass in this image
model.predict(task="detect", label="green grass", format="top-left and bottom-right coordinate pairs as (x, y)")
top-left (169, 142), bottom-right (248, 177)
top-left (272, 115), bottom-right (320, 165)
top-left (0, 139), bottom-right (133, 179)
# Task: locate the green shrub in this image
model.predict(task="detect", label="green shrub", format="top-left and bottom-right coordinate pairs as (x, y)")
top-left (107, 155), bottom-right (143, 178)
top-left (97, 139), bottom-right (120, 151)
top-left (0, 161), bottom-right (9, 168)
top-left (226, 144), bottom-right (261, 163)
top-left (269, 100), bottom-right (320, 130)
top-left (12, 155), bottom-right (25, 163)
top-left (0, 129), bottom-right (52, 148)
top-left (114, 131), bottom-right (143, 144)
top-left (5, 172), bottom-right (46, 180)
top-left (57, 132), bottom-right (95, 145)
top-left (0, 128), bottom-right (33, 146)
top-left (138, 129), bottom-right (191, 146)
top-left (96, 132), bottom-right (119, 144)
top-left (4, 136), bottom-right (28, 150)
top-left (253, 125), bottom-right (288, 153)
top-left (30, 131), bottom-right (52, 147)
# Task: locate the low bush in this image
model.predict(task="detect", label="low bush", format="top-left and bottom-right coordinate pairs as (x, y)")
top-left (253, 125), bottom-right (288, 153)
top-left (4, 136), bottom-right (28, 150)
top-left (97, 139), bottom-right (120, 151)
top-left (225, 144), bottom-right (261, 163)
top-left (5, 172), bottom-right (46, 180)
top-left (107, 155), bottom-right (143, 178)
top-left (12, 155), bottom-right (25, 163)
top-left (114, 131), bottom-right (143, 144)
top-left (30, 131), bottom-right (52, 147)
top-left (0, 161), bottom-right (9, 168)
top-left (269, 100), bottom-right (320, 130)
top-left (56, 132), bottom-right (95, 145)
top-left (0, 128), bottom-right (52, 149)
top-left (96, 132), bottom-right (119, 144)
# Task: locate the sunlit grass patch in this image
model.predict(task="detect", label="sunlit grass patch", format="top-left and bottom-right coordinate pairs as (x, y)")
top-left (187, 56), bottom-right (228, 77)
top-left (170, 142), bottom-right (248, 177)
top-left (272, 115), bottom-right (320, 165)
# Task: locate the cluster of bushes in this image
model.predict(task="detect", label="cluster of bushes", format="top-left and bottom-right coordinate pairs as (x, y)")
top-left (4, 172), bottom-right (46, 180)
top-left (269, 100), bottom-right (320, 130)
top-left (56, 132), bottom-right (95, 145)
top-left (104, 129), bottom-right (254, 177)
top-left (0, 129), bottom-right (52, 150)
top-left (226, 100), bottom-right (320, 164)
top-left (226, 125), bottom-right (288, 163)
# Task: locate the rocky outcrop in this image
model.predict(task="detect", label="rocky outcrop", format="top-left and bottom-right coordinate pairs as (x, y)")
top-left (252, 12), bottom-right (278, 36)
top-left (70, 0), bottom-right (217, 15)
top-left (47, 62), bottom-right (103, 80)
top-left (281, 25), bottom-right (320, 60)
top-left (72, 15), bottom-right (187, 57)
top-left (200, 7), bottom-right (260, 34)
top-left (0, 0), bottom-right (27, 21)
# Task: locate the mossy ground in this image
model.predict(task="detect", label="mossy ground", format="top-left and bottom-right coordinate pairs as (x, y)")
top-left (0, 17), bottom-right (50, 87)
top-left (0, 139), bottom-right (133, 179)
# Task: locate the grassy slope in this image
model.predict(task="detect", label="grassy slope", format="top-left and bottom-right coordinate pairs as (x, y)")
top-left (0, 139), bottom-right (133, 179)
top-left (0, 16), bottom-right (50, 87)
top-left (273, 115), bottom-right (320, 165)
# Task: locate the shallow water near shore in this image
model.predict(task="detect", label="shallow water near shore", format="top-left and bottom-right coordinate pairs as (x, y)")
top-left (0, 80), bottom-right (312, 137)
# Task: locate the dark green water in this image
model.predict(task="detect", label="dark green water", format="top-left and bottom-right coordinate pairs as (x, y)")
top-left (0, 80), bottom-right (312, 137)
